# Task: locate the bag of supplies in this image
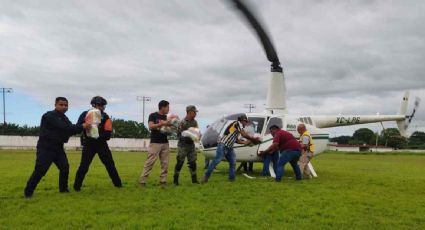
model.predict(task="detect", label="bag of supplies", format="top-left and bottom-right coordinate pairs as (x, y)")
top-left (182, 127), bottom-right (201, 142)
top-left (160, 113), bottom-right (180, 135)
top-left (85, 108), bottom-right (102, 139)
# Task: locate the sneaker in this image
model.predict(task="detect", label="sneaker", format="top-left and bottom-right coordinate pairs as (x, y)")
top-left (139, 183), bottom-right (146, 188)
top-left (73, 186), bottom-right (81, 192)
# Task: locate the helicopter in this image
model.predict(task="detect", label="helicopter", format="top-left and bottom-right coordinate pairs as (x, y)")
top-left (199, 0), bottom-right (420, 176)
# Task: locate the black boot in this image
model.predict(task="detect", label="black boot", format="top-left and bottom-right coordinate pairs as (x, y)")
top-left (24, 189), bottom-right (33, 199)
top-left (174, 160), bottom-right (184, 186)
top-left (188, 162), bottom-right (199, 184)
top-left (173, 174), bottom-right (179, 186)
top-left (191, 175), bottom-right (200, 184)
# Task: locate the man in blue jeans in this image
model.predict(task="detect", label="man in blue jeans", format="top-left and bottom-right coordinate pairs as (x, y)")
top-left (259, 125), bottom-right (302, 182)
top-left (202, 115), bottom-right (260, 183)
top-left (261, 151), bottom-right (279, 176)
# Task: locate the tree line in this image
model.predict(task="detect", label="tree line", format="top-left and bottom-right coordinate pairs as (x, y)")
top-left (330, 128), bottom-right (425, 149)
top-left (0, 119), bottom-right (151, 138)
top-left (2, 122), bottom-right (424, 149)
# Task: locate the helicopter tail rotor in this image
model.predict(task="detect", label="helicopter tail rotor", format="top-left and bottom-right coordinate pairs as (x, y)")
top-left (405, 96), bottom-right (421, 129)
top-left (397, 92), bottom-right (421, 137)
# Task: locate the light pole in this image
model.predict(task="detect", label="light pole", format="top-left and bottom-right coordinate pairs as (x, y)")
top-left (375, 112), bottom-right (379, 152)
top-left (136, 96), bottom-right (151, 125)
top-left (375, 131), bottom-right (379, 152)
top-left (244, 103), bottom-right (256, 113)
top-left (1, 88), bottom-right (13, 135)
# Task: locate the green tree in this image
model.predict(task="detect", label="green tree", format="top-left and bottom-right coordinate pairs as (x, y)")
top-left (381, 128), bottom-right (407, 149)
top-left (112, 119), bottom-right (150, 138)
top-left (0, 123), bottom-right (40, 136)
top-left (351, 128), bottom-right (376, 145)
top-left (408, 131), bottom-right (425, 149)
top-left (330, 135), bottom-right (351, 144)
top-left (0, 120), bottom-right (151, 138)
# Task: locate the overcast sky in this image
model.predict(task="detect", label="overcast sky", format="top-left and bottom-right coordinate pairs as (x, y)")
top-left (0, 0), bottom-right (424, 136)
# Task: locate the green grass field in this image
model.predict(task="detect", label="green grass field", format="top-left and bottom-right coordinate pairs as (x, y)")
top-left (1, 149), bottom-right (425, 229)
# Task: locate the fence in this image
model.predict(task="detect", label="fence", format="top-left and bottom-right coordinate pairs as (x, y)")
top-left (0, 135), bottom-right (181, 151)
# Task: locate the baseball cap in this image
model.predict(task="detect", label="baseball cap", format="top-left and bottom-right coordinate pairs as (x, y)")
top-left (237, 114), bottom-right (249, 122)
top-left (186, 105), bottom-right (198, 113)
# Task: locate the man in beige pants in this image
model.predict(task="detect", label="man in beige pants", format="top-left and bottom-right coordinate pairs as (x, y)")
top-left (139, 100), bottom-right (171, 186)
top-left (297, 123), bottom-right (314, 179)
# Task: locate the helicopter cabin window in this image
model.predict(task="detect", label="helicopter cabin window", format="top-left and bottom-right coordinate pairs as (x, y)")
top-left (224, 113), bottom-right (245, 121)
top-left (201, 118), bottom-right (227, 148)
top-left (246, 116), bottom-right (265, 134)
top-left (201, 113), bottom-right (247, 148)
top-left (307, 117), bottom-right (313, 125)
top-left (298, 117), bottom-right (312, 125)
top-left (265, 117), bottom-right (283, 135)
top-left (201, 113), bottom-right (265, 148)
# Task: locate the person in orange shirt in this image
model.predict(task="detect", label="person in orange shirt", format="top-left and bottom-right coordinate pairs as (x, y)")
top-left (73, 96), bottom-right (122, 191)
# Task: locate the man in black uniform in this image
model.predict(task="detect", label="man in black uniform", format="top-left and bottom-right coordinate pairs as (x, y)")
top-left (24, 97), bottom-right (89, 198)
top-left (73, 96), bottom-right (122, 191)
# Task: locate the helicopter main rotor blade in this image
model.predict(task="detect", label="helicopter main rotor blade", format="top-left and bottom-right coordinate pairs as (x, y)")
top-left (230, 0), bottom-right (282, 72)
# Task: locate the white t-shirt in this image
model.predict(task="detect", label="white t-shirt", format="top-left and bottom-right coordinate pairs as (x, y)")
top-left (301, 136), bottom-right (310, 145)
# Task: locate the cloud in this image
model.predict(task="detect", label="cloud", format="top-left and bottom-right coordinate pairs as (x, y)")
top-left (0, 0), bottom-right (424, 135)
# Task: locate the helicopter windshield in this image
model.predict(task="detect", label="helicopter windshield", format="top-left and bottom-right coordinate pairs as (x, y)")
top-left (201, 113), bottom-right (265, 148)
top-left (247, 116), bottom-right (265, 134)
top-left (265, 117), bottom-right (283, 135)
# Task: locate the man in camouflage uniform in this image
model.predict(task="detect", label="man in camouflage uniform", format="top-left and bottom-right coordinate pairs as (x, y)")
top-left (173, 105), bottom-right (199, 185)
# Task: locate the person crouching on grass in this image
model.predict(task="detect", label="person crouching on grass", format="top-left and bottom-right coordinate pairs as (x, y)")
top-left (259, 125), bottom-right (302, 182)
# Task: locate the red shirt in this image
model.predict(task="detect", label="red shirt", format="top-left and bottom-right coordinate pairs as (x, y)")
top-left (273, 129), bottom-right (301, 151)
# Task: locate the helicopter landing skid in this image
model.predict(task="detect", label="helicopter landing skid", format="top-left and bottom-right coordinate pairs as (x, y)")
top-left (269, 163), bottom-right (276, 178)
top-left (242, 173), bottom-right (256, 179)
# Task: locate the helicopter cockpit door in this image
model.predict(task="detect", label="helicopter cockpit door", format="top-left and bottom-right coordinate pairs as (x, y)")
top-left (200, 114), bottom-right (266, 162)
top-left (233, 116), bottom-right (266, 162)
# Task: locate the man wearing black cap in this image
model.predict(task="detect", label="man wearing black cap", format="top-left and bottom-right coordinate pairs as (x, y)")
top-left (24, 97), bottom-right (89, 198)
top-left (203, 115), bottom-right (260, 183)
top-left (73, 96), bottom-right (122, 191)
top-left (173, 105), bottom-right (199, 185)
